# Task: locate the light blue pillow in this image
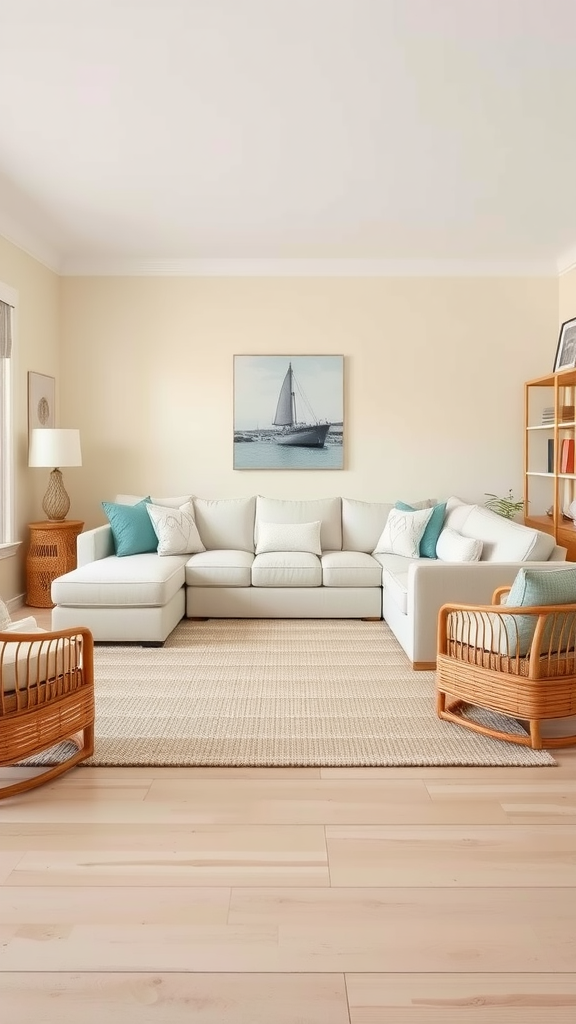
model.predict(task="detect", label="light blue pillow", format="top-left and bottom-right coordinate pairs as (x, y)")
top-left (395, 501), bottom-right (446, 558)
top-left (102, 497), bottom-right (158, 557)
top-left (503, 566), bottom-right (576, 656)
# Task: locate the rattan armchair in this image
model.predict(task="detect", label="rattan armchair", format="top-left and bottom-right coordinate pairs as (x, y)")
top-left (0, 625), bottom-right (95, 799)
top-left (437, 586), bottom-right (576, 749)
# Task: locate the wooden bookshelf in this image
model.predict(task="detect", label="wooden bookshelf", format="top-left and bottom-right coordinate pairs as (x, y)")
top-left (525, 368), bottom-right (576, 560)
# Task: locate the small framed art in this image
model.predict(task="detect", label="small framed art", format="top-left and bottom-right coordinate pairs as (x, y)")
top-left (553, 316), bottom-right (576, 372)
top-left (28, 372), bottom-right (55, 439)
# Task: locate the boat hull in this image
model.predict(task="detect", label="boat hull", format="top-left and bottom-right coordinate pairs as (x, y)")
top-left (275, 423), bottom-right (330, 448)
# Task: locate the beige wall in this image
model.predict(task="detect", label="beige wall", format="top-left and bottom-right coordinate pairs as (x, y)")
top-left (559, 267), bottom-right (576, 326)
top-left (0, 236), bottom-right (60, 602)
top-left (60, 275), bottom-right (559, 531)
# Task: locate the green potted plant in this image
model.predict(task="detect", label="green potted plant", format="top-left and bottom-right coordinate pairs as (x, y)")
top-left (484, 489), bottom-right (525, 519)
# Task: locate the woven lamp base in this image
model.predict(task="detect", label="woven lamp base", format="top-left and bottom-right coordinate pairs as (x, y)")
top-left (42, 468), bottom-right (71, 521)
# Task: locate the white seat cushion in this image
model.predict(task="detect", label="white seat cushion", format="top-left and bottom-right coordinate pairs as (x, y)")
top-left (321, 551), bottom-right (382, 588)
top-left (51, 553), bottom-right (186, 607)
top-left (1, 628), bottom-right (79, 696)
top-left (185, 550), bottom-right (253, 587)
top-left (252, 551), bottom-right (322, 587)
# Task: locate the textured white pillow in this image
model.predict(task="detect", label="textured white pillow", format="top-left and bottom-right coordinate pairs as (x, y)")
top-left (436, 526), bottom-right (483, 562)
top-left (255, 520), bottom-right (322, 555)
top-left (146, 500), bottom-right (206, 556)
top-left (373, 506), bottom-right (434, 558)
top-left (0, 597), bottom-right (11, 630)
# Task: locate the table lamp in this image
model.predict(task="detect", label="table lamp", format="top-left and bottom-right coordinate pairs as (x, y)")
top-left (28, 428), bottom-right (82, 521)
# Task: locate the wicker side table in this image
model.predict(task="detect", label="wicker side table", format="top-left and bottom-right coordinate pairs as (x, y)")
top-left (26, 520), bottom-right (84, 608)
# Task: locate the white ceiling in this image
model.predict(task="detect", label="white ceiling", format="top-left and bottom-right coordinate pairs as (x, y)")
top-left (1, 0), bottom-right (576, 275)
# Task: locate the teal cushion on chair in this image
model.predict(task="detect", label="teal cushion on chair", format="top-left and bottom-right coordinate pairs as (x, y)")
top-left (503, 566), bottom-right (576, 656)
top-left (395, 501), bottom-right (446, 558)
top-left (102, 497), bottom-right (158, 557)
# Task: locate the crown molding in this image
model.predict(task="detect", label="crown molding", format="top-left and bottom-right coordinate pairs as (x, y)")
top-left (0, 220), bottom-right (61, 274)
top-left (558, 245), bottom-right (576, 276)
top-left (60, 256), bottom-right (558, 277)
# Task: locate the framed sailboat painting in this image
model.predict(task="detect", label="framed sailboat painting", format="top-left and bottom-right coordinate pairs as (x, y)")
top-left (233, 355), bottom-right (344, 469)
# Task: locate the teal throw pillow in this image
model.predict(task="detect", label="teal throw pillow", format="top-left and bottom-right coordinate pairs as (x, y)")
top-left (503, 566), bottom-right (576, 656)
top-left (395, 501), bottom-right (446, 558)
top-left (102, 497), bottom-right (158, 557)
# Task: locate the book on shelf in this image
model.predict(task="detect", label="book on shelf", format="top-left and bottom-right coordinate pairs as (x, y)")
top-left (541, 405), bottom-right (575, 425)
top-left (560, 438), bottom-right (575, 474)
top-left (548, 438), bottom-right (555, 472)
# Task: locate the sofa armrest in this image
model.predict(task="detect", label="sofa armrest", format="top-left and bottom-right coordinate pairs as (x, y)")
top-left (406, 560), bottom-right (573, 666)
top-left (77, 524), bottom-right (114, 566)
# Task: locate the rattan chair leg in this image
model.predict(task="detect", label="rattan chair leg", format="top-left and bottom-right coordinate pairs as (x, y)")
top-left (0, 725), bottom-right (93, 801)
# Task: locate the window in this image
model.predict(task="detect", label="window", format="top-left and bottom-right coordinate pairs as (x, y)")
top-left (0, 282), bottom-right (17, 553)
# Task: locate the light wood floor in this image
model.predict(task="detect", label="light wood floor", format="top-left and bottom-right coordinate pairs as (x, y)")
top-left (1, 609), bottom-right (576, 1022)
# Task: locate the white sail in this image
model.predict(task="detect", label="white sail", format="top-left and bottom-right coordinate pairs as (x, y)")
top-left (273, 364), bottom-right (294, 426)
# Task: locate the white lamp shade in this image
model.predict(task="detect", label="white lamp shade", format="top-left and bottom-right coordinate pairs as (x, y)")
top-left (29, 428), bottom-right (82, 468)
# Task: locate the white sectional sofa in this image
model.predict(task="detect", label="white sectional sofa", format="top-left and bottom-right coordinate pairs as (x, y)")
top-left (51, 492), bottom-right (567, 668)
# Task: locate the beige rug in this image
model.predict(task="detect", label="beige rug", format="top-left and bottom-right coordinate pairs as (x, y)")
top-left (61, 618), bottom-right (555, 768)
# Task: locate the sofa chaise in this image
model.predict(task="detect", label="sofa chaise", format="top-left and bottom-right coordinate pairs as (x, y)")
top-left (51, 493), bottom-right (567, 668)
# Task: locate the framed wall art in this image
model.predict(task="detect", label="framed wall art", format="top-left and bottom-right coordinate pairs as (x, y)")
top-left (553, 316), bottom-right (576, 372)
top-left (28, 371), bottom-right (55, 439)
top-left (233, 354), bottom-right (344, 470)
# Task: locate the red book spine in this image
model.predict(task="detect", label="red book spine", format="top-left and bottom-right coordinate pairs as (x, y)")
top-left (560, 438), bottom-right (575, 474)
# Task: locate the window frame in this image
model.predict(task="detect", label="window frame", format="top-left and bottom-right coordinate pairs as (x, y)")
top-left (0, 280), bottom-right (19, 558)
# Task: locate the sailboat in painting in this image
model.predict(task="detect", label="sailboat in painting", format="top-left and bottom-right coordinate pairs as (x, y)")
top-left (272, 362), bottom-right (331, 447)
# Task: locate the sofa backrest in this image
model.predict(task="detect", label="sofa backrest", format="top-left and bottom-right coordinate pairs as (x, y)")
top-left (444, 499), bottom-right (556, 562)
top-left (341, 498), bottom-right (394, 552)
top-left (255, 495), bottom-right (342, 551)
top-left (193, 496), bottom-right (256, 552)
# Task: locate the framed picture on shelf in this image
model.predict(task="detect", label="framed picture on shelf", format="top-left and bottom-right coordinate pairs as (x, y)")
top-left (28, 372), bottom-right (55, 439)
top-left (553, 316), bottom-right (576, 372)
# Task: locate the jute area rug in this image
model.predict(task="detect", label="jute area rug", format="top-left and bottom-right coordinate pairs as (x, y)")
top-left (72, 618), bottom-right (555, 768)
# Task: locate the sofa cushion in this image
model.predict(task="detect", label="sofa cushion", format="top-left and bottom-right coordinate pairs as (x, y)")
top-left (502, 565), bottom-right (576, 655)
top-left (252, 551), bottom-right (322, 587)
top-left (185, 550), bottom-right (253, 587)
top-left (146, 500), bottom-right (206, 556)
top-left (341, 498), bottom-right (394, 553)
top-left (102, 497), bottom-right (158, 557)
top-left (0, 596), bottom-right (11, 630)
top-left (51, 553), bottom-right (186, 607)
top-left (396, 500), bottom-right (446, 558)
top-left (373, 506), bottom-right (434, 559)
top-left (3, 616), bottom-right (42, 633)
top-left (436, 527), bottom-right (483, 562)
top-left (255, 496), bottom-right (342, 551)
top-left (193, 496), bottom-right (256, 552)
top-left (255, 520), bottom-right (322, 555)
top-left (321, 551), bottom-right (383, 588)
top-left (459, 506), bottom-right (556, 562)
top-left (1, 628), bottom-right (80, 696)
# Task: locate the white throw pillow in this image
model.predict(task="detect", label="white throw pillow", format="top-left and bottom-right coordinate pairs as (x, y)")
top-left (255, 520), bottom-right (322, 555)
top-left (146, 500), bottom-right (206, 556)
top-left (373, 507), bottom-right (434, 558)
top-left (3, 616), bottom-right (41, 633)
top-left (436, 526), bottom-right (483, 562)
top-left (0, 597), bottom-right (12, 630)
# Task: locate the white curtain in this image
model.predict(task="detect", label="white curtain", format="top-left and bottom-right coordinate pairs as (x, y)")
top-left (0, 299), bottom-right (13, 358)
